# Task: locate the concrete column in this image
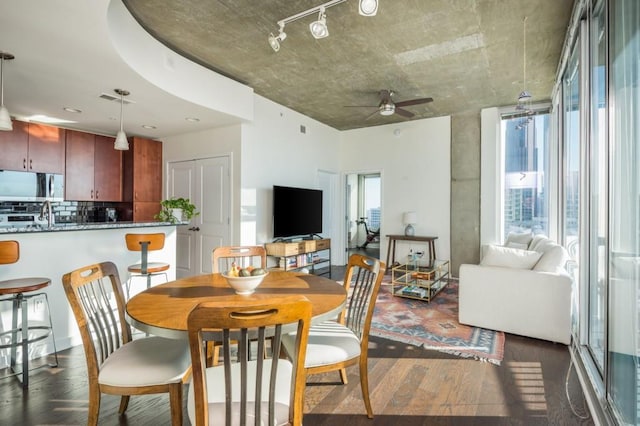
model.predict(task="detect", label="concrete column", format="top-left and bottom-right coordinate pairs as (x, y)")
top-left (450, 111), bottom-right (481, 276)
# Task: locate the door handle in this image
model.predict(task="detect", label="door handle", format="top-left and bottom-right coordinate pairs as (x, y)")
top-left (188, 226), bottom-right (200, 231)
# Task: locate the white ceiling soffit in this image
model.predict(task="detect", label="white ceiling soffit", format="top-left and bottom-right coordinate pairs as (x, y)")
top-left (107, 0), bottom-right (254, 123)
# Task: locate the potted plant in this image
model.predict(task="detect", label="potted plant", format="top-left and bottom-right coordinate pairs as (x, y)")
top-left (155, 197), bottom-right (199, 223)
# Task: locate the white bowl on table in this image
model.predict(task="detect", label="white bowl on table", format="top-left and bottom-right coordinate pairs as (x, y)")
top-left (222, 272), bottom-right (268, 295)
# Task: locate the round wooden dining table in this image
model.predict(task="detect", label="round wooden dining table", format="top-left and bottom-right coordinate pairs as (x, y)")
top-left (125, 270), bottom-right (346, 339)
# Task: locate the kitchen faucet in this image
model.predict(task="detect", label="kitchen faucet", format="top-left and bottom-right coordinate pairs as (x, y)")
top-left (39, 200), bottom-right (54, 227)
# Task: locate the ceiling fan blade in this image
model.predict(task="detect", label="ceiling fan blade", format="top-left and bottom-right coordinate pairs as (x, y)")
top-left (364, 109), bottom-right (382, 120)
top-left (394, 97), bottom-right (434, 108)
top-left (395, 108), bottom-right (414, 118)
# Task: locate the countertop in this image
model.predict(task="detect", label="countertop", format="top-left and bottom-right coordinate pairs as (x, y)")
top-left (0, 221), bottom-right (186, 234)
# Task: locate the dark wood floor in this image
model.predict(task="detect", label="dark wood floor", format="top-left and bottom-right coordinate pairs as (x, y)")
top-left (0, 257), bottom-right (593, 425)
top-left (0, 331), bottom-right (593, 425)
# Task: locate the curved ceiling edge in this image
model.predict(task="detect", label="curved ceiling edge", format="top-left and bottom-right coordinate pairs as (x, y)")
top-left (106, 0), bottom-right (254, 122)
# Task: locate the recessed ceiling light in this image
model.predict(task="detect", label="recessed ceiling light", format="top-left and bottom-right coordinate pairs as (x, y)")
top-left (63, 107), bottom-right (82, 113)
top-left (142, 124), bottom-right (156, 129)
top-left (185, 117), bottom-right (200, 122)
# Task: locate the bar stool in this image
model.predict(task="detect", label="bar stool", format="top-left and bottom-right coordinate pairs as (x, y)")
top-left (0, 240), bottom-right (58, 388)
top-left (124, 233), bottom-right (170, 299)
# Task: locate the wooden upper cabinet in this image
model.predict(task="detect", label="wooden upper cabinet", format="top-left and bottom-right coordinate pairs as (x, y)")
top-left (0, 120), bottom-right (65, 173)
top-left (65, 130), bottom-right (122, 201)
top-left (65, 130), bottom-right (95, 201)
top-left (126, 136), bottom-right (162, 202)
top-left (0, 120), bottom-right (28, 170)
top-left (123, 137), bottom-right (163, 221)
top-left (94, 135), bottom-right (122, 201)
top-left (26, 123), bottom-right (66, 174)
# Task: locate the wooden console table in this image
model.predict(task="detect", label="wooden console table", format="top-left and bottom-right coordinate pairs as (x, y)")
top-left (385, 234), bottom-right (438, 271)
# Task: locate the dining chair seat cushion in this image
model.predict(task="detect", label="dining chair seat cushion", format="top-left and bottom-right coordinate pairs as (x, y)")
top-left (187, 358), bottom-right (293, 426)
top-left (127, 262), bottom-right (171, 274)
top-left (282, 320), bottom-right (361, 368)
top-left (98, 336), bottom-right (190, 387)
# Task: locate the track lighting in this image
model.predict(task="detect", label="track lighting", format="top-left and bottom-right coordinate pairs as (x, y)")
top-left (309, 8), bottom-right (329, 39)
top-left (268, 23), bottom-right (287, 52)
top-left (359, 0), bottom-right (378, 16)
top-left (0, 52), bottom-right (15, 131)
top-left (269, 0), bottom-right (379, 51)
top-left (114, 88), bottom-right (129, 150)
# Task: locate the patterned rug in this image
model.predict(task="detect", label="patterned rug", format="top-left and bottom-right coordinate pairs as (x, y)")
top-left (370, 278), bottom-right (505, 365)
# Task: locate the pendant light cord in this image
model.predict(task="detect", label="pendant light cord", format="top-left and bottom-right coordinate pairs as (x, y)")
top-left (119, 90), bottom-right (124, 132)
top-left (523, 16), bottom-right (527, 92)
top-left (1, 54), bottom-right (4, 106)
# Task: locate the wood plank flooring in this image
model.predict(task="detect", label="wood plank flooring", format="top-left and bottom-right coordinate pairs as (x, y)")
top-left (0, 332), bottom-right (593, 425)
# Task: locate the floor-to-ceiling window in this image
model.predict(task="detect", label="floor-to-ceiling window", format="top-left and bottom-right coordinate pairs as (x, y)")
top-left (562, 39), bottom-right (581, 334)
top-left (556, 1), bottom-right (640, 423)
top-left (500, 111), bottom-right (550, 240)
top-left (608, 0), bottom-right (639, 422)
top-left (588, 0), bottom-right (608, 373)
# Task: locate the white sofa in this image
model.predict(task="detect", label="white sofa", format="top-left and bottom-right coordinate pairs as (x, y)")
top-left (458, 233), bottom-right (572, 345)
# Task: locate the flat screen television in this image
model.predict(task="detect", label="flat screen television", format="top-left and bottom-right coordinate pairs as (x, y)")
top-left (273, 185), bottom-right (323, 239)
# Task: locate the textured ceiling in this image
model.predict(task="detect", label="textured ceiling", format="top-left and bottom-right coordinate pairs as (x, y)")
top-left (123, 0), bottom-right (574, 130)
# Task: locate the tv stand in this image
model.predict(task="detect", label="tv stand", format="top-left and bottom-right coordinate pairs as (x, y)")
top-left (265, 238), bottom-right (331, 278)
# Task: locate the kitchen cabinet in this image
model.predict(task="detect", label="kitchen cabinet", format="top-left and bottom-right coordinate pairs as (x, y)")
top-left (123, 137), bottom-right (162, 221)
top-left (65, 130), bottom-right (122, 201)
top-left (0, 120), bottom-right (66, 174)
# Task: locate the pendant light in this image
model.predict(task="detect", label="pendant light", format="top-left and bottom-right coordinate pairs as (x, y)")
top-left (0, 52), bottom-right (15, 131)
top-left (114, 88), bottom-right (129, 150)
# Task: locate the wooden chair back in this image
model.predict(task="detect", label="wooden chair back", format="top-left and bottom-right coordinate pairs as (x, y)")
top-left (212, 246), bottom-right (267, 273)
top-left (125, 233), bottom-right (166, 275)
top-left (125, 233), bottom-right (166, 251)
top-left (340, 254), bottom-right (386, 342)
top-left (187, 296), bottom-right (312, 426)
top-left (62, 262), bottom-right (131, 376)
top-left (0, 240), bottom-right (19, 265)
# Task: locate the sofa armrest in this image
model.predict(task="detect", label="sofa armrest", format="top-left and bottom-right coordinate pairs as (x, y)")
top-left (458, 264), bottom-right (572, 344)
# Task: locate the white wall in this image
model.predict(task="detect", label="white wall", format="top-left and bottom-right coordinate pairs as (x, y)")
top-left (240, 95), bottom-right (342, 246)
top-left (340, 117), bottom-right (451, 266)
top-left (161, 94), bottom-right (452, 267)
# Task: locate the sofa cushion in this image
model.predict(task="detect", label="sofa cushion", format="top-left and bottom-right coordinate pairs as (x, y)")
top-left (480, 244), bottom-right (542, 269)
top-left (505, 231), bottom-right (534, 248)
top-left (528, 234), bottom-right (549, 251)
top-left (533, 244), bottom-right (568, 273)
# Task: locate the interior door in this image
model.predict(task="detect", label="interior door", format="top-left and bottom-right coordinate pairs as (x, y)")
top-left (168, 156), bottom-right (231, 278)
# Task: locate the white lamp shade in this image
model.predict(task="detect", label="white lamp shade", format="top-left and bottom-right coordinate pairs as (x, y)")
top-left (114, 130), bottom-right (129, 150)
top-left (403, 211), bottom-right (417, 225)
top-left (0, 105), bottom-right (12, 131)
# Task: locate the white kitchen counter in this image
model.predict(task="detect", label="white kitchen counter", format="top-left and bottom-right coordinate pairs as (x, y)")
top-left (0, 223), bottom-right (180, 370)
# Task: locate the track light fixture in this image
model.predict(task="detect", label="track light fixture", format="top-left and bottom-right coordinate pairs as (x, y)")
top-left (114, 88), bottom-right (130, 150)
top-left (0, 52), bottom-right (15, 131)
top-left (269, 0), bottom-right (379, 51)
top-left (359, 0), bottom-right (378, 16)
top-left (309, 7), bottom-right (329, 39)
top-left (268, 23), bottom-right (287, 52)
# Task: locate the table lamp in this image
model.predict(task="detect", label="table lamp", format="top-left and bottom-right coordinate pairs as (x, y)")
top-left (403, 211), bottom-right (417, 236)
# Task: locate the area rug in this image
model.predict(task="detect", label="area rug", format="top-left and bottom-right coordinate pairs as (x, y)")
top-left (370, 278), bottom-right (505, 365)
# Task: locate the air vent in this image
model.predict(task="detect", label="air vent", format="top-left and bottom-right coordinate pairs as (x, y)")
top-left (99, 93), bottom-right (135, 104)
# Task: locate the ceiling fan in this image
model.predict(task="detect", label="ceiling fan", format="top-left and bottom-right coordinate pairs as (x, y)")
top-left (345, 89), bottom-right (433, 120)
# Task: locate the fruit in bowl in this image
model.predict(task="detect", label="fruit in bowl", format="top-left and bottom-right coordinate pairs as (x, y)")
top-left (222, 265), bottom-right (268, 295)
